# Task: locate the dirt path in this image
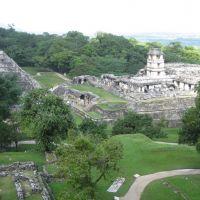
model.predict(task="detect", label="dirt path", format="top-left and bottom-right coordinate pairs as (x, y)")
top-left (120, 169), bottom-right (200, 200)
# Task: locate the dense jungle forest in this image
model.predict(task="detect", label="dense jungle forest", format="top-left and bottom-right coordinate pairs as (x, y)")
top-left (1, 27), bottom-right (200, 77)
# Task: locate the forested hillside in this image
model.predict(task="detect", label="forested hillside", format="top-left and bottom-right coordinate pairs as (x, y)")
top-left (1, 27), bottom-right (200, 77)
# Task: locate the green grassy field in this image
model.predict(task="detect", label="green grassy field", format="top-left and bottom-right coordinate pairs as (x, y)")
top-left (154, 128), bottom-right (180, 143)
top-left (22, 67), bottom-right (66, 88)
top-left (49, 134), bottom-right (200, 200)
top-left (22, 67), bottom-right (42, 75)
top-left (70, 84), bottom-right (126, 103)
top-left (0, 145), bottom-right (45, 168)
top-left (141, 175), bottom-right (200, 200)
top-left (0, 176), bottom-right (17, 200)
top-left (34, 72), bottom-right (65, 88)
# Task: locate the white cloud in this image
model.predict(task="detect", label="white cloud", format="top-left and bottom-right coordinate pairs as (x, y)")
top-left (0, 0), bottom-right (200, 35)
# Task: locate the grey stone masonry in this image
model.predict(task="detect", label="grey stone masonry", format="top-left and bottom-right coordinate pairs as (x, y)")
top-left (0, 50), bottom-right (40, 91)
top-left (71, 48), bottom-right (200, 126)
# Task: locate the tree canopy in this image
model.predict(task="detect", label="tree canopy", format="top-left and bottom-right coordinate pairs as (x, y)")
top-left (0, 74), bottom-right (21, 149)
top-left (56, 134), bottom-right (123, 199)
top-left (20, 89), bottom-right (75, 151)
top-left (112, 111), bottom-right (166, 138)
top-left (179, 83), bottom-right (200, 147)
top-left (1, 27), bottom-right (200, 77)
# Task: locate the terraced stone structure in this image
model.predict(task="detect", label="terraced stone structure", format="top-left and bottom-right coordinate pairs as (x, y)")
top-left (51, 84), bottom-right (99, 108)
top-left (0, 50), bottom-right (40, 91)
top-left (73, 48), bottom-right (200, 126)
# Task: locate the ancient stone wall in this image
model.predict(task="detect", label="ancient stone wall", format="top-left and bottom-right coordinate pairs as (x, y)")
top-left (0, 162), bottom-right (51, 200)
top-left (51, 84), bottom-right (99, 109)
top-left (72, 61), bottom-right (199, 127)
top-left (0, 51), bottom-right (40, 91)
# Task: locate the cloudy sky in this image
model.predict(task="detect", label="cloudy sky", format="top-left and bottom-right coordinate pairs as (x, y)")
top-left (0, 0), bottom-right (200, 35)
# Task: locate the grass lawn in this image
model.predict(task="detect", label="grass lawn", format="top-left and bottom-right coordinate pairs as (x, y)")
top-left (49, 134), bottom-right (200, 200)
top-left (97, 102), bottom-right (127, 111)
top-left (88, 111), bottom-right (103, 119)
top-left (69, 84), bottom-right (126, 103)
top-left (72, 112), bottom-right (83, 125)
top-left (34, 72), bottom-right (65, 88)
top-left (0, 176), bottom-right (17, 200)
top-left (0, 145), bottom-right (45, 169)
top-left (154, 128), bottom-right (180, 143)
top-left (49, 182), bottom-right (68, 198)
top-left (141, 175), bottom-right (200, 200)
top-left (22, 67), bottom-right (66, 88)
top-left (22, 67), bottom-right (42, 76)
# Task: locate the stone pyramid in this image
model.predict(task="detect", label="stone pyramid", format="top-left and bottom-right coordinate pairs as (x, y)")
top-left (0, 50), bottom-right (40, 91)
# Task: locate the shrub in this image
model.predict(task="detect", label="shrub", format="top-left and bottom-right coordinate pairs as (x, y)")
top-left (79, 118), bottom-right (107, 139)
top-left (112, 111), bottom-right (166, 138)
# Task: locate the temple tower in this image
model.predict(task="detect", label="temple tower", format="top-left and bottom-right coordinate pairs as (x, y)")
top-left (146, 48), bottom-right (165, 77)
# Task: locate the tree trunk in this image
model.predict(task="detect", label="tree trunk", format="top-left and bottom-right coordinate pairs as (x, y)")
top-left (94, 171), bottom-right (105, 185)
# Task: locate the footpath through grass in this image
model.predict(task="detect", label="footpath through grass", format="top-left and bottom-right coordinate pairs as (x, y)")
top-left (141, 175), bottom-right (200, 200)
top-left (49, 134), bottom-right (200, 200)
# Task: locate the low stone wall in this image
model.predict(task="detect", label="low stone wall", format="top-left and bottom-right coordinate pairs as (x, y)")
top-left (0, 162), bottom-right (52, 200)
top-left (129, 96), bottom-right (196, 127)
top-left (91, 105), bottom-right (127, 119)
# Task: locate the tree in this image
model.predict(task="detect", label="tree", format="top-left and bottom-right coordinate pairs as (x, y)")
top-left (20, 89), bottom-right (75, 151)
top-left (56, 135), bottom-right (123, 199)
top-left (0, 74), bottom-right (21, 119)
top-left (179, 83), bottom-right (200, 147)
top-left (79, 118), bottom-right (107, 139)
top-left (0, 74), bottom-right (21, 150)
top-left (112, 111), bottom-right (165, 138)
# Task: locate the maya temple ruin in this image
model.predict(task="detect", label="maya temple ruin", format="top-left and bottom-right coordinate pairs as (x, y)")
top-left (71, 48), bottom-right (200, 126)
top-left (1, 48), bottom-right (200, 126)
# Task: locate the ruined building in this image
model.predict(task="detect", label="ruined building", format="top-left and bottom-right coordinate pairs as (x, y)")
top-left (73, 48), bottom-right (200, 126)
top-left (0, 51), bottom-right (40, 91)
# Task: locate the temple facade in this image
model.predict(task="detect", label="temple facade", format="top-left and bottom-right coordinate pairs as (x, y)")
top-left (146, 48), bottom-right (165, 77)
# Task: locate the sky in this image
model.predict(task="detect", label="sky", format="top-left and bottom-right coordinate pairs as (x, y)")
top-left (0, 0), bottom-right (200, 35)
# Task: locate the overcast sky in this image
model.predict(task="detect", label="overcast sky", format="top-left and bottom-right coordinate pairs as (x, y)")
top-left (0, 0), bottom-right (200, 35)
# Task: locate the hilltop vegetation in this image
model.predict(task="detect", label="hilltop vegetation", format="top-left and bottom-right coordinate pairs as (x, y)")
top-left (1, 27), bottom-right (200, 77)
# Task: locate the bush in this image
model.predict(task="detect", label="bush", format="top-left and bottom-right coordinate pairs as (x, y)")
top-left (112, 111), bottom-right (166, 138)
top-left (79, 118), bottom-right (107, 139)
top-left (196, 141), bottom-right (200, 153)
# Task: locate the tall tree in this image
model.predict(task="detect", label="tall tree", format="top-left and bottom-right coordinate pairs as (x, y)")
top-left (0, 74), bottom-right (21, 149)
top-left (179, 83), bottom-right (200, 148)
top-left (56, 134), bottom-right (123, 199)
top-left (20, 89), bottom-right (75, 151)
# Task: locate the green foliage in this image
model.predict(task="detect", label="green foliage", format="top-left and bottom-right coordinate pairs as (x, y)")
top-left (179, 83), bottom-right (200, 147)
top-left (179, 107), bottom-right (199, 144)
top-left (0, 74), bottom-right (21, 149)
top-left (0, 121), bottom-right (13, 149)
top-left (79, 118), bottom-right (107, 139)
top-left (112, 111), bottom-right (166, 138)
top-left (20, 89), bottom-right (75, 151)
top-left (196, 140), bottom-right (200, 153)
top-left (0, 74), bottom-right (21, 119)
top-left (56, 134), bottom-right (123, 199)
top-left (50, 134), bottom-right (200, 199)
top-left (1, 27), bottom-right (200, 77)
